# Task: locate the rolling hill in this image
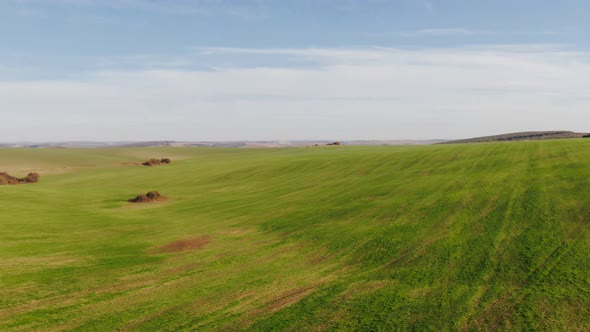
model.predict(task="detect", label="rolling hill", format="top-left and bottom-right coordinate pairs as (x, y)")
top-left (1, 140), bottom-right (590, 330)
top-left (443, 130), bottom-right (589, 144)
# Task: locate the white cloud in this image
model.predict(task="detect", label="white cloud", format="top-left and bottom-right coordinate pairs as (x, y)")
top-left (2, 45), bottom-right (590, 141)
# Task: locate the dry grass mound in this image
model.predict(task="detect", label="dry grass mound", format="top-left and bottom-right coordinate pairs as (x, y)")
top-left (23, 173), bottom-right (40, 183)
top-left (0, 172), bottom-right (40, 185)
top-left (142, 158), bottom-right (172, 166)
top-left (128, 191), bottom-right (167, 203)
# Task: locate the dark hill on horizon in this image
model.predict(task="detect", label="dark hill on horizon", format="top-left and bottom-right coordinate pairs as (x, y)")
top-left (443, 130), bottom-right (589, 144)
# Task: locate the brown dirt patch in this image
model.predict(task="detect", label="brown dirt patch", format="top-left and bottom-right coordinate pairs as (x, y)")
top-left (128, 191), bottom-right (167, 203)
top-left (155, 235), bottom-right (211, 253)
top-left (0, 172), bottom-right (40, 185)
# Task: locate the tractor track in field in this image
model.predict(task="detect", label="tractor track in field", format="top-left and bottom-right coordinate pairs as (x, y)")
top-left (474, 207), bottom-right (590, 331)
top-left (379, 198), bottom-right (462, 272)
top-left (379, 238), bottom-right (438, 270)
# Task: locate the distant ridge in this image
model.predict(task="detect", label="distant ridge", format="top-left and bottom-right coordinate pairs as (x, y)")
top-left (0, 140), bottom-right (446, 149)
top-left (442, 131), bottom-right (589, 144)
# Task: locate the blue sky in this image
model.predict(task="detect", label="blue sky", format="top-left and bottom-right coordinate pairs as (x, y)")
top-left (1, 0), bottom-right (590, 141)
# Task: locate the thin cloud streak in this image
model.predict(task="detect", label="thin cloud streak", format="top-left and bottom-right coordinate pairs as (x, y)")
top-left (399, 28), bottom-right (477, 37)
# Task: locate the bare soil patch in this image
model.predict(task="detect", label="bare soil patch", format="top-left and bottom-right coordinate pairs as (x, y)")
top-left (0, 172), bottom-right (40, 185)
top-left (128, 191), bottom-right (167, 203)
top-left (154, 235), bottom-right (211, 253)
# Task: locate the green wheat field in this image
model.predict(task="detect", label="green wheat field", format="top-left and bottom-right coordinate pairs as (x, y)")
top-left (1, 140), bottom-right (590, 331)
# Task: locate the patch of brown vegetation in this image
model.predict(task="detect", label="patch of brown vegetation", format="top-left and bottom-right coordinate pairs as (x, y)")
top-left (326, 141), bottom-right (342, 146)
top-left (266, 286), bottom-right (317, 312)
top-left (128, 191), bottom-right (167, 203)
top-left (338, 280), bottom-right (393, 301)
top-left (0, 273), bottom-right (158, 320)
top-left (306, 248), bottom-right (332, 265)
top-left (161, 262), bottom-right (201, 276)
top-left (155, 235), bottom-right (211, 253)
top-left (249, 285), bottom-right (319, 317)
top-left (142, 158), bottom-right (172, 166)
top-left (0, 172), bottom-right (40, 185)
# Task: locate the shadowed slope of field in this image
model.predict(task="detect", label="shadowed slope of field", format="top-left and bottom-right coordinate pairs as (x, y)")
top-left (1, 141), bottom-right (590, 331)
top-left (443, 130), bottom-right (589, 144)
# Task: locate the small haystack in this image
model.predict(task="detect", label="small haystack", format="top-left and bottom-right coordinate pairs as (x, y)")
top-left (22, 173), bottom-right (40, 183)
top-left (142, 158), bottom-right (171, 166)
top-left (0, 172), bottom-right (40, 185)
top-left (128, 191), bottom-right (167, 203)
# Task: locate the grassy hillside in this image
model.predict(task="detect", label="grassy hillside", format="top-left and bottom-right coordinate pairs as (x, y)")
top-left (443, 130), bottom-right (588, 144)
top-left (1, 141), bottom-right (590, 331)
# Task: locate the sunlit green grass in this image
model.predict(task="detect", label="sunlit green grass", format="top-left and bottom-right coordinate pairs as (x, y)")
top-left (1, 141), bottom-right (590, 331)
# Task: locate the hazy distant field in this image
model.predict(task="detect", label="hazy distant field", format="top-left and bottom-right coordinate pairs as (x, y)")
top-left (1, 141), bottom-right (590, 331)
